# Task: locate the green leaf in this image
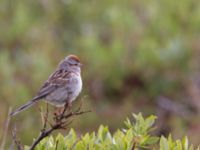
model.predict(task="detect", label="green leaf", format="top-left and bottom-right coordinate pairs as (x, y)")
top-left (182, 136), bottom-right (189, 150)
top-left (160, 136), bottom-right (169, 150)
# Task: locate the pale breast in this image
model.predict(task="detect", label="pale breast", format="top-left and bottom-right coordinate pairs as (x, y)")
top-left (68, 74), bottom-right (82, 102)
top-left (45, 74), bottom-right (82, 107)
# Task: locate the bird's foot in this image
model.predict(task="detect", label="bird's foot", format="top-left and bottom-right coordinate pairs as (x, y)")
top-left (53, 107), bottom-right (64, 122)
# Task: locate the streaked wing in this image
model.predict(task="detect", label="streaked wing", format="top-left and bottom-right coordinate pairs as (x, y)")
top-left (34, 69), bottom-right (70, 100)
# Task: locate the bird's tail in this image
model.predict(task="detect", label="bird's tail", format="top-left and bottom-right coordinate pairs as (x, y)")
top-left (10, 99), bottom-right (39, 116)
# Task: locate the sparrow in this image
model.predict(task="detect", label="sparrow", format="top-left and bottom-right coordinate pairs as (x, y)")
top-left (10, 55), bottom-right (82, 116)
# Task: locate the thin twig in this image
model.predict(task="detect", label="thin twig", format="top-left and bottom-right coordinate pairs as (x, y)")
top-left (11, 126), bottom-right (23, 150)
top-left (63, 110), bottom-right (91, 119)
top-left (40, 104), bottom-right (49, 130)
top-left (0, 107), bottom-right (12, 150)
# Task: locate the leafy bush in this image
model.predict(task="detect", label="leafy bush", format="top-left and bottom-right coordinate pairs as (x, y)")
top-left (25, 113), bottom-right (199, 150)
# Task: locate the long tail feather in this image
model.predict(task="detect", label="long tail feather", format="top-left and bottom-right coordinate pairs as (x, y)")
top-left (10, 99), bottom-right (39, 116)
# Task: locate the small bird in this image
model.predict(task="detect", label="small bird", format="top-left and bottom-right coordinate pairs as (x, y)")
top-left (10, 55), bottom-right (82, 116)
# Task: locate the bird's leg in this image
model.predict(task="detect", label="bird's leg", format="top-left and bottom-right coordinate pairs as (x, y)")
top-left (53, 102), bottom-right (72, 122)
top-left (60, 102), bottom-right (73, 118)
top-left (67, 102), bottom-right (73, 114)
top-left (57, 102), bottom-right (69, 119)
top-left (58, 107), bottom-right (64, 115)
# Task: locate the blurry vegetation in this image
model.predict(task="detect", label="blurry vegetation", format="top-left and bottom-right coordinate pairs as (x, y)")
top-left (0, 0), bottom-right (200, 148)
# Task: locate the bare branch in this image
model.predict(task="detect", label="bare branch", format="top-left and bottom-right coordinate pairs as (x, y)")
top-left (29, 103), bottom-right (90, 150)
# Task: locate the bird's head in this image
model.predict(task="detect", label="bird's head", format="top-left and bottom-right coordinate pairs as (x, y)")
top-left (59, 55), bottom-right (82, 73)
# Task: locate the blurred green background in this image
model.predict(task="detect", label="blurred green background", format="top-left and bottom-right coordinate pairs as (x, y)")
top-left (0, 0), bottom-right (200, 147)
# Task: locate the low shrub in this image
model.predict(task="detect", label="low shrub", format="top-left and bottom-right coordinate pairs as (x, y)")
top-left (25, 113), bottom-right (199, 150)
